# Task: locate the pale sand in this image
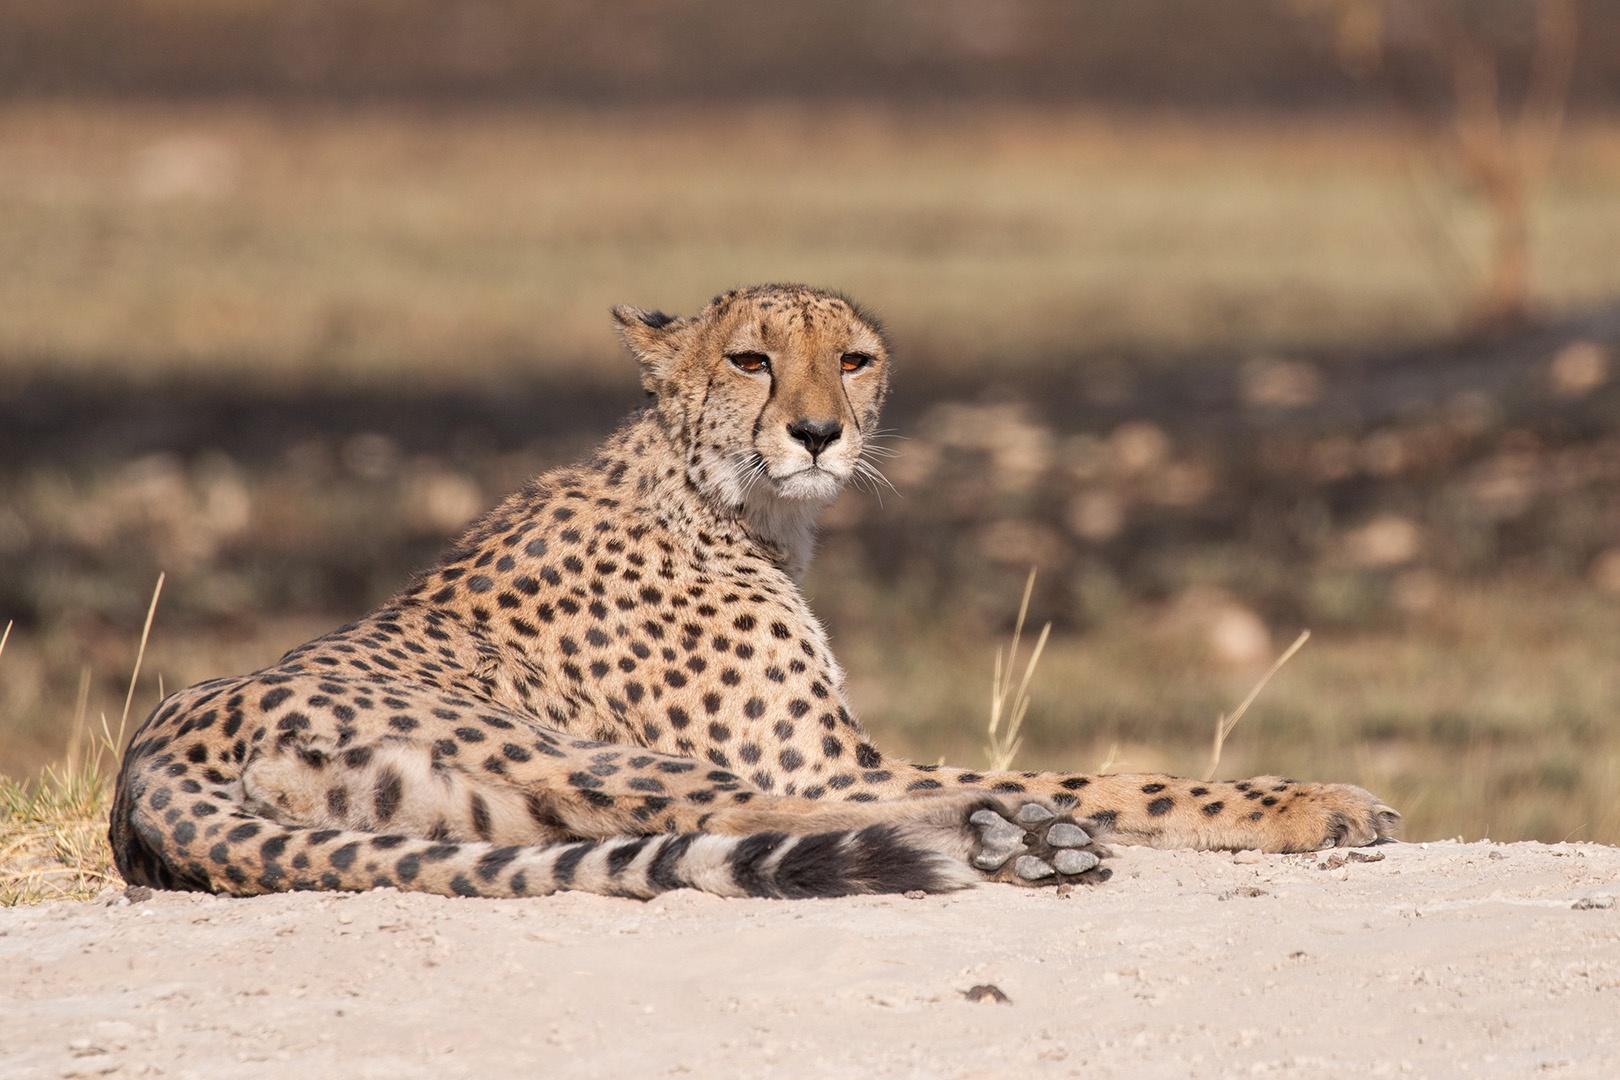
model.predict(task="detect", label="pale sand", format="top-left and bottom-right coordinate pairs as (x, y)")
top-left (2, 840), bottom-right (1617, 1079)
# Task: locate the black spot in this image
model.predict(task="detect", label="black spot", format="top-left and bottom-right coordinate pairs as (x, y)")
top-left (1202, 801), bottom-right (1225, 816)
top-left (374, 769), bottom-right (403, 822)
top-left (1146, 797), bottom-right (1175, 816)
top-left (329, 841), bottom-right (361, 870)
top-left (470, 794), bottom-right (493, 839)
top-left (475, 845), bottom-right (522, 882)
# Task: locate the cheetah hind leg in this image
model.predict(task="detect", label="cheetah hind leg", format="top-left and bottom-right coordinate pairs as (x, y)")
top-left (969, 802), bottom-right (1112, 887)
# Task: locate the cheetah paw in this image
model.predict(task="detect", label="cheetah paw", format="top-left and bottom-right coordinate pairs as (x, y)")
top-left (969, 803), bottom-right (1112, 887)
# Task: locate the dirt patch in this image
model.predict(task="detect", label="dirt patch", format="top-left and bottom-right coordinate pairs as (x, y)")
top-left (2, 841), bottom-right (1617, 1078)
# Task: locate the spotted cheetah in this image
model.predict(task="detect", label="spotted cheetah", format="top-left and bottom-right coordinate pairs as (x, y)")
top-left (110, 284), bottom-right (1399, 900)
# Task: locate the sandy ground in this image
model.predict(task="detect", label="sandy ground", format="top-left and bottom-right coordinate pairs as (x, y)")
top-left (1, 840), bottom-right (1617, 1080)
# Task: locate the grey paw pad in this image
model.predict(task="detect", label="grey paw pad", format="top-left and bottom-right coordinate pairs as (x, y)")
top-left (1014, 856), bottom-right (1056, 880)
top-left (1052, 849), bottom-right (1101, 875)
top-left (971, 811), bottom-right (1026, 849)
top-left (973, 850), bottom-right (1014, 871)
top-left (1015, 803), bottom-right (1056, 824)
top-left (1047, 823), bottom-right (1091, 848)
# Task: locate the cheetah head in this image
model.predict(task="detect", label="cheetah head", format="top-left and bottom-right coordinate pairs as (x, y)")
top-left (612, 284), bottom-right (892, 516)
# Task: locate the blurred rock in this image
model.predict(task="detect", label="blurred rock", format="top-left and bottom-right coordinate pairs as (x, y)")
top-left (342, 434), bottom-right (402, 481)
top-left (404, 468), bottom-right (483, 533)
top-left (1468, 457), bottom-right (1535, 521)
top-left (1108, 421), bottom-right (1171, 475)
top-left (1152, 461), bottom-right (1215, 507)
top-left (1242, 357), bottom-right (1322, 408)
top-left (1058, 434), bottom-right (1108, 482)
top-left (1548, 342), bottom-right (1610, 400)
top-left (1208, 604), bottom-right (1272, 665)
top-left (1359, 431), bottom-right (1407, 477)
top-left (1159, 587), bottom-right (1272, 665)
top-left (1066, 490), bottom-right (1126, 542)
top-left (1344, 514), bottom-right (1422, 567)
top-left (194, 457), bottom-right (252, 539)
top-left (1591, 549), bottom-right (1620, 596)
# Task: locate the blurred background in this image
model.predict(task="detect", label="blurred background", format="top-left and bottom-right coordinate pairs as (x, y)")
top-left (1, 0), bottom-right (1617, 844)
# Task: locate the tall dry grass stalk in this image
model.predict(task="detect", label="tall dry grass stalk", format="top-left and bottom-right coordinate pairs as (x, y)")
top-left (984, 570), bottom-right (1053, 772)
top-left (0, 574), bottom-right (164, 905)
top-left (1203, 629), bottom-right (1311, 781)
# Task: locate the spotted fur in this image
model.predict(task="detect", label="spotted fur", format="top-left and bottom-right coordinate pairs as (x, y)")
top-left (110, 284), bottom-right (1398, 901)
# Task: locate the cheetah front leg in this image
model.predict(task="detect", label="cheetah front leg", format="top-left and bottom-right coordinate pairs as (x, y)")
top-left (848, 764), bottom-right (1399, 854)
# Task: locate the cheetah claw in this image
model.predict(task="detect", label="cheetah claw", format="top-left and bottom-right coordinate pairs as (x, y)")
top-left (969, 803), bottom-right (1112, 887)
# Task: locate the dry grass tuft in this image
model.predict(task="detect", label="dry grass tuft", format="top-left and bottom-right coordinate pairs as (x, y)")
top-left (0, 752), bottom-right (121, 906)
top-left (0, 575), bottom-right (164, 906)
top-left (984, 570), bottom-right (1053, 772)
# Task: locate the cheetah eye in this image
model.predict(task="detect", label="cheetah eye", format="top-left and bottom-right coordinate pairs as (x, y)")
top-left (728, 352), bottom-right (770, 375)
top-left (840, 352), bottom-right (874, 374)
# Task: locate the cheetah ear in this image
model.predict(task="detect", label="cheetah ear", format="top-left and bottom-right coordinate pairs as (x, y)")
top-left (611, 305), bottom-right (688, 394)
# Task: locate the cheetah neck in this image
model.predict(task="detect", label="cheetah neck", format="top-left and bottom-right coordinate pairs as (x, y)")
top-left (736, 484), bottom-right (826, 582)
top-left (619, 410), bottom-right (828, 581)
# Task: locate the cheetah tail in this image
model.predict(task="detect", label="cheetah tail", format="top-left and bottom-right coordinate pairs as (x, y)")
top-left (115, 780), bottom-right (975, 900)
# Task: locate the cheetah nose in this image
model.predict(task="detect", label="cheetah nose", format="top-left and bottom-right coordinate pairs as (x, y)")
top-left (786, 419), bottom-right (842, 459)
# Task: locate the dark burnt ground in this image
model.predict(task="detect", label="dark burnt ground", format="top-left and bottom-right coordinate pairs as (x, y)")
top-left (3, 307), bottom-right (1617, 634)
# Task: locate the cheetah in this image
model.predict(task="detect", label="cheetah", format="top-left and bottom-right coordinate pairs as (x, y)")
top-left (110, 284), bottom-right (1399, 901)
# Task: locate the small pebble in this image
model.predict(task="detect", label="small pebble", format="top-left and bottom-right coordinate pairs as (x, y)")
top-left (963, 984), bottom-right (1011, 1004)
